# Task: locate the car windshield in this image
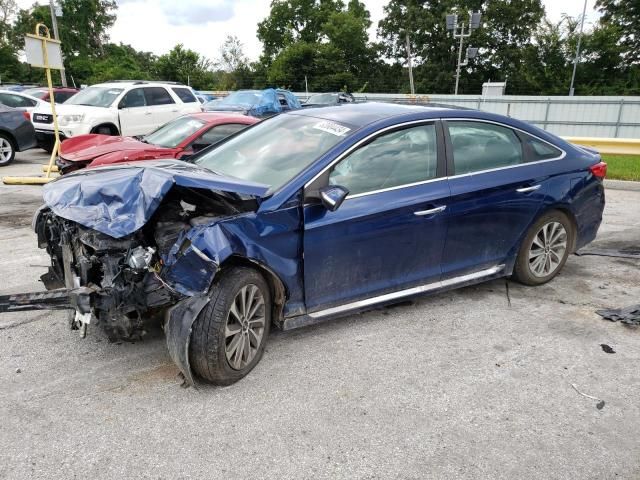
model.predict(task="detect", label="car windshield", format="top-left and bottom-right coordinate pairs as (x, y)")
top-left (220, 91), bottom-right (261, 106)
top-left (144, 116), bottom-right (206, 148)
top-left (195, 114), bottom-right (352, 192)
top-left (307, 93), bottom-right (337, 105)
top-left (65, 87), bottom-right (123, 108)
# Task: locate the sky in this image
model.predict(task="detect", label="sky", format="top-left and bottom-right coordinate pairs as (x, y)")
top-left (15, 0), bottom-right (600, 63)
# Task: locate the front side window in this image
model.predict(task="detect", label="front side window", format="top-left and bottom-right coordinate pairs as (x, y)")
top-left (65, 87), bottom-right (123, 108)
top-left (195, 114), bottom-right (351, 191)
top-left (329, 123), bottom-right (438, 196)
top-left (448, 121), bottom-right (523, 175)
top-left (144, 115), bottom-right (205, 148)
top-left (194, 123), bottom-right (248, 146)
top-left (119, 88), bottom-right (146, 108)
top-left (144, 87), bottom-right (175, 106)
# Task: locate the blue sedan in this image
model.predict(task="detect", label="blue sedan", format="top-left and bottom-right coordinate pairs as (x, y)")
top-left (27, 103), bottom-right (606, 385)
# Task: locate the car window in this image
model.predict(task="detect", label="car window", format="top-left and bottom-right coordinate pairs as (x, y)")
top-left (524, 135), bottom-right (563, 161)
top-left (66, 87), bottom-right (123, 108)
top-left (0, 93), bottom-right (36, 108)
top-left (329, 123), bottom-right (438, 196)
top-left (172, 87), bottom-right (198, 103)
top-left (54, 91), bottom-right (76, 103)
top-left (448, 121), bottom-right (523, 175)
top-left (119, 88), bottom-right (147, 108)
top-left (144, 87), bottom-right (175, 106)
top-left (194, 123), bottom-right (249, 147)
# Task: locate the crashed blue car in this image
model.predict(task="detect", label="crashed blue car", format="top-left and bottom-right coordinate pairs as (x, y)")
top-left (3, 103), bottom-right (606, 386)
top-left (203, 88), bottom-right (301, 117)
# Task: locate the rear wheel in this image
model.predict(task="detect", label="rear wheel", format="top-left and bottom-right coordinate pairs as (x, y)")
top-left (0, 133), bottom-right (15, 166)
top-left (513, 211), bottom-right (574, 286)
top-left (189, 267), bottom-right (271, 385)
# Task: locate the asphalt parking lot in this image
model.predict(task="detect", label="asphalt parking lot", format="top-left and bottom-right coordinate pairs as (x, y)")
top-left (0, 151), bottom-right (639, 480)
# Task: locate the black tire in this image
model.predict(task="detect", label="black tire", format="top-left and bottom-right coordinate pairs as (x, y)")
top-left (0, 133), bottom-right (16, 166)
top-left (189, 267), bottom-right (271, 385)
top-left (512, 210), bottom-right (575, 286)
top-left (94, 125), bottom-right (117, 136)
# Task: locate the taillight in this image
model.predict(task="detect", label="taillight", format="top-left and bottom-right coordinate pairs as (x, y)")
top-left (589, 161), bottom-right (607, 179)
top-left (23, 111), bottom-right (30, 121)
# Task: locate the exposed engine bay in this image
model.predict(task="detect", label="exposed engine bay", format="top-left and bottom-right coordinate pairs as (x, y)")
top-left (33, 186), bottom-right (254, 341)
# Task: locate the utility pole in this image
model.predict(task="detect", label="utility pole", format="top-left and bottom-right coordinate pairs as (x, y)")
top-left (49, 0), bottom-right (67, 87)
top-left (569, 0), bottom-right (588, 96)
top-left (405, 32), bottom-right (415, 95)
top-left (447, 12), bottom-right (481, 95)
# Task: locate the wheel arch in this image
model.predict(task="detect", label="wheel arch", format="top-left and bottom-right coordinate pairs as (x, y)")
top-left (219, 255), bottom-right (288, 327)
top-left (536, 204), bottom-right (579, 252)
top-left (90, 122), bottom-right (120, 135)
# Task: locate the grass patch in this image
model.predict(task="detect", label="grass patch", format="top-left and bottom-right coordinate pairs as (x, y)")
top-left (601, 154), bottom-right (640, 181)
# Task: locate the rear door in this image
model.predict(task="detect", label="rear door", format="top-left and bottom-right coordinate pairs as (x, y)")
top-left (144, 87), bottom-right (179, 129)
top-left (442, 120), bottom-right (548, 279)
top-left (117, 88), bottom-right (152, 136)
top-left (303, 121), bottom-right (449, 312)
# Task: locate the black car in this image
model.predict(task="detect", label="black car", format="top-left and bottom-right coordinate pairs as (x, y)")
top-left (0, 105), bottom-right (37, 166)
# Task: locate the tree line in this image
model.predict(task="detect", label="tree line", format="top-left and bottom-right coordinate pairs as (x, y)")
top-left (0, 0), bottom-right (638, 95)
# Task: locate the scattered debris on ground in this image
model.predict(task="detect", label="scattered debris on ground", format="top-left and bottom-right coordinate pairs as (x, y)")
top-left (576, 248), bottom-right (640, 260)
top-left (571, 383), bottom-right (606, 410)
top-left (600, 344), bottom-right (616, 354)
top-left (596, 304), bottom-right (640, 326)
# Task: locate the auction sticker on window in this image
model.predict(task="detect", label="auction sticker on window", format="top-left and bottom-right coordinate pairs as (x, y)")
top-left (313, 121), bottom-right (351, 136)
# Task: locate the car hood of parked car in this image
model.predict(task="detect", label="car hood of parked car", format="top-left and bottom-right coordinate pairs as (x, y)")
top-left (42, 160), bottom-right (270, 238)
top-left (59, 134), bottom-right (173, 162)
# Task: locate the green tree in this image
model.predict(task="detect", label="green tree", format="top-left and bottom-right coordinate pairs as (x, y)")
top-left (596, 0), bottom-right (640, 64)
top-left (155, 44), bottom-right (215, 90)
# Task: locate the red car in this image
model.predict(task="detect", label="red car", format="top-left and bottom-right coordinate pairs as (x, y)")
top-left (22, 87), bottom-right (79, 104)
top-left (56, 113), bottom-right (259, 174)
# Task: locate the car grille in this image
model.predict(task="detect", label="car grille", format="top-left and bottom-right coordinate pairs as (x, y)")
top-left (33, 113), bottom-right (53, 124)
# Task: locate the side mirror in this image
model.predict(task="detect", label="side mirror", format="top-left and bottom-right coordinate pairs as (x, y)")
top-left (319, 185), bottom-right (349, 212)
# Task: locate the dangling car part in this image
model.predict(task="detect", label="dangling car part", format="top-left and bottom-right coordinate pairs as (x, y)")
top-left (0, 104), bottom-right (606, 387)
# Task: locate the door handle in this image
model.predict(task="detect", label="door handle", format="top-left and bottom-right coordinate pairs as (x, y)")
top-left (144, 111), bottom-right (152, 115)
top-left (516, 185), bottom-right (541, 193)
top-left (414, 205), bottom-right (447, 216)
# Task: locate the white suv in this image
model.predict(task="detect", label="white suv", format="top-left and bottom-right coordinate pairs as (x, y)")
top-left (31, 81), bottom-right (202, 152)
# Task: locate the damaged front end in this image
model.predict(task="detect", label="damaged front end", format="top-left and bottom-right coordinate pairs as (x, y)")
top-left (6, 161), bottom-right (271, 384)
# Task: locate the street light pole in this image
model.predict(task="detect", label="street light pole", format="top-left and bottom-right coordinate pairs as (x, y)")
top-left (406, 32), bottom-right (415, 95)
top-left (569, 0), bottom-right (588, 96)
top-left (454, 23), bottom-right (466, 96)
top-left (447, 12), bottom-right (481, 95)
top-left (49, 0), bottom-right (67, 87)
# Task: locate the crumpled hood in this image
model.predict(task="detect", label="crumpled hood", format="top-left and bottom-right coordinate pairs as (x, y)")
top-left (42, 160), bottom-right (269, 238)
top-left (60, 134), bottom-right (171, 162)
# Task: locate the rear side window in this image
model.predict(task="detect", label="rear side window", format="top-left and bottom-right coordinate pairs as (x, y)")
top-left (144, 87), bottom-right (175, 106)
top-left (195, 123), bottom-right (248, 146)
top-left (53, 91), bottom-right (76, 103)
top-left (524, 135), bottom-right (563, 161)
top-left (0, 93), bottom-right (37, 108)
top-left (119, 88), bottom-right (146, 108)
top-left (329, 123), bottom-right (438, 196)
top-left (448, 121), bottom-right (523, 175)
top-left (172, 87), bottom-right (198, 103)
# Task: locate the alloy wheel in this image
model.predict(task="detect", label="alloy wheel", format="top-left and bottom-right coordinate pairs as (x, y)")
top-left (528, 221), bottom-right (567, 278)
top-left (225, 284), bottom-right (266, 370)
top-left (0, 137), bottom-right (13, 164)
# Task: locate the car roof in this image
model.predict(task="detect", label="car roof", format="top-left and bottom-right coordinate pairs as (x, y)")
top-left (287, 102), bottom-right (455, 128)
top-left (91, 81), bottom-right (189, 89)
top-left (189, 112), bottom-right (260, 125)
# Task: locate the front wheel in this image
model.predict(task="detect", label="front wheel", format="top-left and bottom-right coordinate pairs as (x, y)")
top-left (189, 267), bottom-right (271, 385)
top-left (0, 133), bottom-right (16, 166)
top-left (512, 211), bottom-right (574, 286)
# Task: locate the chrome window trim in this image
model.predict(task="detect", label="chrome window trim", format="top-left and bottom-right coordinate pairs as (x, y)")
top-left (307, 264), bottom-right (505, 319)
top-left (304, 117), bottom-right (567, 202)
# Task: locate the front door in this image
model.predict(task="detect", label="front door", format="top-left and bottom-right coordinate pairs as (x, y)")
top-left (303, 122), bottom-right (450, 312)
top-left (117, 88), bottom-right (152, 136)
top-left (442, 120), bottom-right (547, 278)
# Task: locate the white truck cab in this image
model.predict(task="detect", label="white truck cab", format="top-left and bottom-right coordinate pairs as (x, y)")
top-left (31, 81), bottom-right (202, 151)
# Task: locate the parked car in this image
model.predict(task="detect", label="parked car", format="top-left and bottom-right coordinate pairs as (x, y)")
top-left (56, 112), bottom-right (259, 174)
top-left (21, 87), bottom-right (80, 104)
top-left (304, 92), bottom-right (355, 106)
top-left (24, 103), bottom-right (605, 386)
top-left (203, 88), bottom-right (301, 117)
top-left (194, 91), bottom-right (217, 104)
top-left (30, 81), bottom-right (202, 152)
top-left (0, 90), bottom-right (49, 119)
top-left (0, 104), bottom-right (37, 166)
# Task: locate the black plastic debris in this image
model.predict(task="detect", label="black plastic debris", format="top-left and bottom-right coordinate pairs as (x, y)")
top-left (576, 248), bottom-right (640, 260)
top-left (600, 344), bottom-right (615, 354)
top-left (596, 400), bottom-right (606, 410)
top-left (596, 304), bottom-right (640, 326)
